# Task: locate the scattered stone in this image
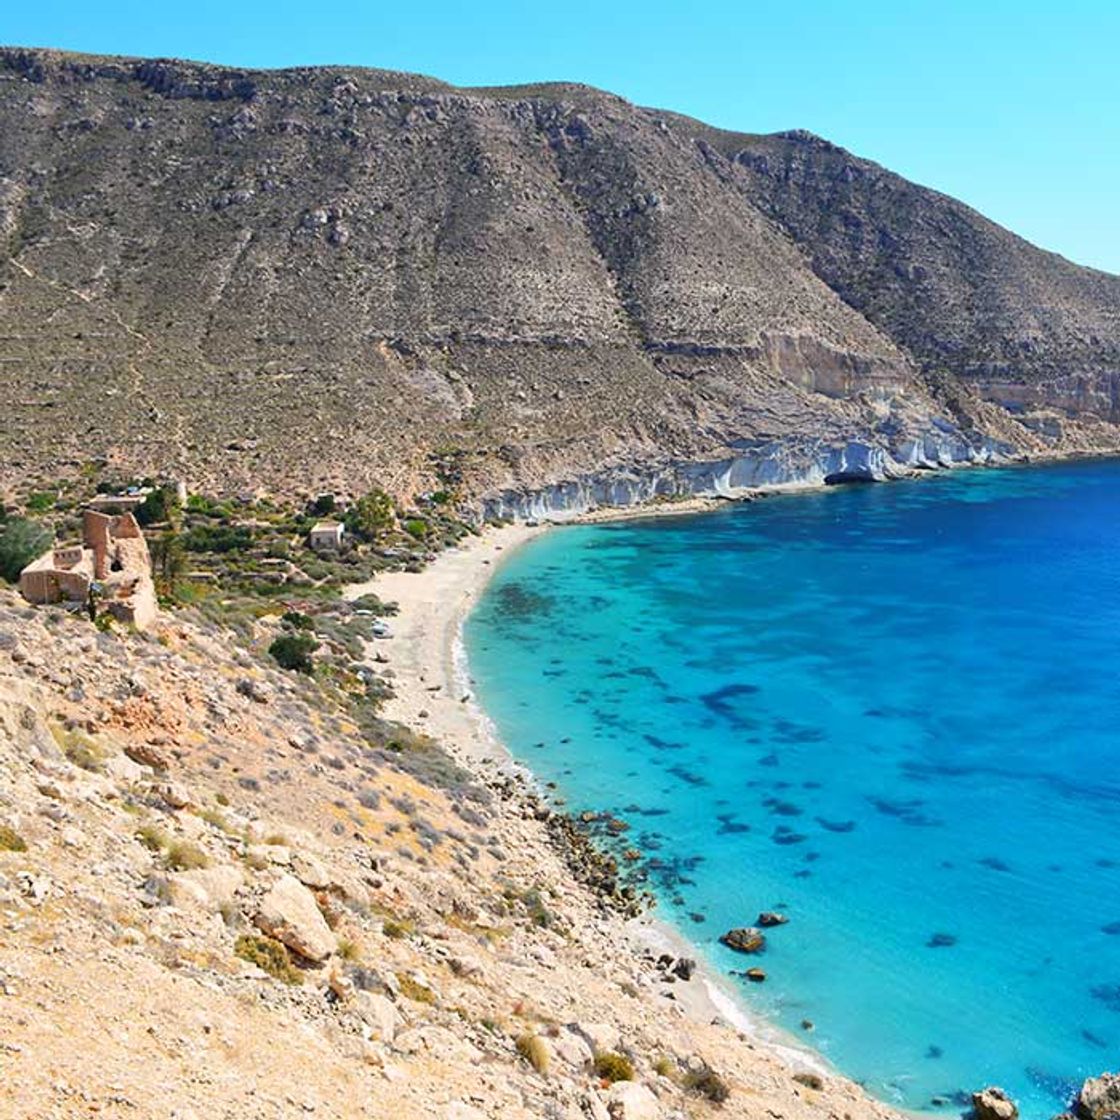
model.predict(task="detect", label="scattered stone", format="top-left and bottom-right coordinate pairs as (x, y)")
top-left (606, 1081), bottom-right (661, 1120)
top-left (168, 866), bottom-right (243, 912)
top-left (745, 968), bottom-right (767, 983)
top-left (672, 957), bottom-right (696, 981)
top-left (758, 911), bottom-right (788, 927)
top-left (793, 1071), bottom-right (824, 1091)
top-left (124, 743), bottom-right (170, 772)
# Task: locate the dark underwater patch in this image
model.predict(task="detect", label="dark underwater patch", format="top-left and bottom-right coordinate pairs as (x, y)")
top-left (643, 733), bottom-right (686, 752)
top-left (979, 856), bottom-right (1012, 873)
top-left (867, 795), bottom-right (942, 827)
top-left (816, 817), bottom-right (857, 833)
top-left (699, 682), bottom-right (761, 730)
top-left (667, 764), bottom-right (709, 787)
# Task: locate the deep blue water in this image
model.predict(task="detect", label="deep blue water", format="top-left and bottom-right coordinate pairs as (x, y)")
top-left (464, 459), bottom-right (1120, 1118)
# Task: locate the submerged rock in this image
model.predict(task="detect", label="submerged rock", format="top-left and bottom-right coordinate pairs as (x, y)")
top-left (758, 911), bottom-right (788, 927)
top-left (972, 1086), bottom-right (1019, 1120)
top-left (720, 927), bottom-right (766, 954)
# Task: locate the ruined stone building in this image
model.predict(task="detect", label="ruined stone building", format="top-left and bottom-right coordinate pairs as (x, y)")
top-left (19, 510), bottom-right (158, 629)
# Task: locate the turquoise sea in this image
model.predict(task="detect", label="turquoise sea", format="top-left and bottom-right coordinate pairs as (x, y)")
top-left (464, 459), bottom-right (1120, 1118)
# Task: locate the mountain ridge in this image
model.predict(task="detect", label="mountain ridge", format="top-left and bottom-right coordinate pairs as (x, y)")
top-left (1, 46), bottom-right (1117, 508)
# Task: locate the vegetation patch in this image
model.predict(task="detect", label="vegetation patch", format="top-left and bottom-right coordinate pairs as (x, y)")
top-left (397, 974), bottom-right (437, 1004)
top-left (0, 516), bottom-right (52, 583)
top-left (165, 840), bottom-right (209, 871)
top-left (234, 934), bottom-right (303, 985)
top-left (269, 633), bottom-right (319, 674)
top-left (593, 1051), bottom-right (635, 1083)
top-left (0, 824), bottom-right (28, 852)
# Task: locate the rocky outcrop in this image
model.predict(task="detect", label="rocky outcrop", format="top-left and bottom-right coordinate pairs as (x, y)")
top-left (1075, 1073), bottom-right (1120, 1120)
top-left (479, 427), bottom-right (1013, 521)
top-left (972, 1086), bottom-right (1018, 1120)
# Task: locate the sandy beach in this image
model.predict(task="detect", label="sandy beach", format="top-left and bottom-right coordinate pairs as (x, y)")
top-left (347, 515), bottom-right (834, 1079)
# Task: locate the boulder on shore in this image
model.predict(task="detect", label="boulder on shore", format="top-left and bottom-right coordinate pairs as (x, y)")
top-left (972, 1086), bottom-right (1018, 1120)
top-left (720, 927), bottom-right (766, 954)
top-left (1076, 1073), bottom-right (1120, 1120)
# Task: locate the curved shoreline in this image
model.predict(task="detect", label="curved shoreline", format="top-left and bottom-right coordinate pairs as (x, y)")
top-left (346, 515), bottom-right (864, 1098)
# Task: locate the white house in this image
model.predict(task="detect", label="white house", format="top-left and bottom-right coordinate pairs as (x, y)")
top-left (309, 521), bottom-right (345, 552)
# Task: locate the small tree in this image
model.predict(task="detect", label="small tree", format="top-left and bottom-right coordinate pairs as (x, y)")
top-left (149, 530), bottom-right (187, 597)
top-left (0, 518), bottom-right (51, 583)
top-left (136, 485), bottom-right (182, 529)
top-left (345, 488), bottom-right (396, 543)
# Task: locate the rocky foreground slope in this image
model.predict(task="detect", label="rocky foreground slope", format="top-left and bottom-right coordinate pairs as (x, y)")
top-left (1, 48), bottom-right (1118, 511)
top-left (0, 585), bottom-right (908, 1120)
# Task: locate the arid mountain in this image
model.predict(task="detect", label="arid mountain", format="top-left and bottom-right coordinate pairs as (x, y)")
top-left (0, 47), bottom-right (1117, 508)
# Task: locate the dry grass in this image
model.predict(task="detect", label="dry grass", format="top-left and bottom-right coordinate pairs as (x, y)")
top-left (234, 934), bottom-right (302, 985)
top-left (515, 1033), bottom-right (550, 1077)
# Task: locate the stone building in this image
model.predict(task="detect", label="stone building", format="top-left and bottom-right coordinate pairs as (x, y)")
top-left (19, 510), bottom-right (158, 630)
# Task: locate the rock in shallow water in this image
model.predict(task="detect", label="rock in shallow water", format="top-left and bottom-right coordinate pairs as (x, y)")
top-left (1076, 1073), bottom-right (1120, 1120)
top-left (971, 1085), bottom-right (1018, 1120)
top-left (719, 927), bottom-right (766, 953)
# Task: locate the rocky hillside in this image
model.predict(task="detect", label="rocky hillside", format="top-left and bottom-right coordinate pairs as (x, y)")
top-left (0, 585), bottom-right (907, 1120)
top-left (677, 123), bottom-right (1120, 422)
top-left (0, 47), bottom-right (1117, 509)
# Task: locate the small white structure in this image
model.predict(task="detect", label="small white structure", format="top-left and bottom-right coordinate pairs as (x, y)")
top-left (309, 521), bottom-right (345, 552)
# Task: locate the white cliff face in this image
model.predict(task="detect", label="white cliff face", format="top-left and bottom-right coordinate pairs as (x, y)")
top-left (479, 426), bottom-right (1016, 521)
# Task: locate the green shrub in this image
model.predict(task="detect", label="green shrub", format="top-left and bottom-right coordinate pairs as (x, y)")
top-left (0, 517), bottom-right (52, 582)
top-left (135, 485), bottom-right (180, 528)
top-left (402, 518), bottom-right (428, 540)
top-left (25, 490), bottom-right (57, 512)
top-left (182, 524), bottom-right (254, 553)
top-left (0, 824), bottom-right (28, 852)
top-left (593, 1052), bottom-right (635, 1083)
top-left (269, 633), bottom-right (319, 674)
top-left (234, 934), bottom-right (302, 984)
top-left (516, 1033), bottom-right (551, 1076)
top-left (281, 610), bottom-right (314, 630)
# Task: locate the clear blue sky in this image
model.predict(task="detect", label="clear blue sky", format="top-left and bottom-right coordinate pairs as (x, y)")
top-left (6, 0), bottom-right (1119, 273)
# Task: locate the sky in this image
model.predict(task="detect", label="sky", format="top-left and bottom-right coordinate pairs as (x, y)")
top-left (5, 1), bottom-right (1119, 274)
